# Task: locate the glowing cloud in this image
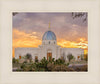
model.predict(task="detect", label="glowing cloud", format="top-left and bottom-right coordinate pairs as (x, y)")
top-left (12, 13), bottom-right (88, 57)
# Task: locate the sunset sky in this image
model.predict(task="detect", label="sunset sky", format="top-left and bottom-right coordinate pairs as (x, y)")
top-left (12, 12), bottom-right (88, 57)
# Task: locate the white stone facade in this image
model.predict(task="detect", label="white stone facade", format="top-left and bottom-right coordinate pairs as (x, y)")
top-left (15, 29), bottom-right (84, 61)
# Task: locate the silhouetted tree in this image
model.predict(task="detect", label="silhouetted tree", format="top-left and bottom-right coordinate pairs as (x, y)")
top-left (13, 12), bottom-right (18, 16)
top-left (67, 53), bottom-right (74, 62)
top-left (72, 12), bottom-right (87, 22)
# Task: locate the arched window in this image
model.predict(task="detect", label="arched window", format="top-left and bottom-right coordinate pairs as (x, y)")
top-left (35, 56), bottom-right (38, 62)
top-left (49, 41), bottom-right (50, 44)
top-left (19, 55), bottom-right (21, 59)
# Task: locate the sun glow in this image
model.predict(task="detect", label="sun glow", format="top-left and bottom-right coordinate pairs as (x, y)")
top-left (13, 29), bottom-right (88, 57)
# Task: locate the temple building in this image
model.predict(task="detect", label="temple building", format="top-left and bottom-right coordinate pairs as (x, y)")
top-left (15, 24), bottom-right (84, 61)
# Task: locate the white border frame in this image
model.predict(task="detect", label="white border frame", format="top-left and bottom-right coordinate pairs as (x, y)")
top-left (0, 0), bottom-right (100, 84)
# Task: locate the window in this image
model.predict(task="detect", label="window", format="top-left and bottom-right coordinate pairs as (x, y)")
top-left (49, 41), bottom-right (50, 44)
top-left (35, 56), bottom-right (38, 62)
top-left (19, 56), bottom-right (21, 59)
top-left (47, 53), bottom-right (52, 61)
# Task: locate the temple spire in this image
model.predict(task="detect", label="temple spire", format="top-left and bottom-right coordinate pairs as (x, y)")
top-left (48, 22), bottom-right (51, 30)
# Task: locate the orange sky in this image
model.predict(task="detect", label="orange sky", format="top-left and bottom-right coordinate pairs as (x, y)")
top-left (12, 13), bottom-right (88, 57)
top-left (12, 29), bottom-right (88, 57)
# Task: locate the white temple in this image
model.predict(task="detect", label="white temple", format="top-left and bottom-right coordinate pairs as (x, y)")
top-left (15, 24), bottom-right (84, 61)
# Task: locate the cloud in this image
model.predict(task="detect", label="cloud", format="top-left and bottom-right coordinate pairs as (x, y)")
top-left (12, 13), bottom-right (88, 56)
top-left (12, 29), bottom-right (88, 57)
top-left (57, 38), bottom-right (88, 48)
top-left (13, 29), bottom-right (41, 48)
top-left (13, 13), bottom-right (87, 33)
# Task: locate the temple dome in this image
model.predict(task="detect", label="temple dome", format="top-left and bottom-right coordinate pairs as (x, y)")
top-left (42, 30), bottom-right (56, 40)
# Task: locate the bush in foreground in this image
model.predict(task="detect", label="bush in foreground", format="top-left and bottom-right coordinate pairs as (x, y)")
top-left (13, 57), bottom-right (87, 72)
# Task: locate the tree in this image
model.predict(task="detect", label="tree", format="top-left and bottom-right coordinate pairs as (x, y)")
top-left (13, 12), bottom-right (18, 16)
top-left (12, 57), bottom-right (16, 63)
top-left (26, 53), bottom-right (32, 62)
top-left (67, 53), bottom-right (74, 62)
top-left (72, 12), bottom-right (87, 22)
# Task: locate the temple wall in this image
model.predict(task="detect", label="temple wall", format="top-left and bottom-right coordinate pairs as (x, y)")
top-left (61, 48), bottom-right (84, 61)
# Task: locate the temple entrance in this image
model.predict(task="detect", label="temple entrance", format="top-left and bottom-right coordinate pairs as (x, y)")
top-left (47, 53), bottom-right (52, 61)
top-left (47, 49), bottom-right (52, 61)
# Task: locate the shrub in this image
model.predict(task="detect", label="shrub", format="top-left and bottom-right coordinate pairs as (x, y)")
top-left (52, 64), bottom-right (69, 71)
top-left (40, 57), bottom-right (48, 69)
top-left (12, 58), bottom-right (16, 63)
top-left (84, 54), bottom-right (88, 61)
top-left (54, 58), bottom-right (65, 65)
top-left (51, 64), bottom-right (75, 71)
top-left (74, 65), bottom-right (88, 71)
top-left (47, 62), bottom-right (54, 71)
top-left (16, 59), bottom-right (19, 63)
top-left (12, 58), bottom-right (19, 64)
top-left (38, 68), bottom-right (45, 71)
top-left (80, 65), bottom-right (88, 71)
top-left (20, 63), bottom-right (26, 69)
top-left (66, 62), bottom-right (69, 66)
top-left (52, 58), bottom-right (55, 62)
top-left (35, 59), bottom-right (38, 62)
top-left (23, 61), bottom-right (27, 63)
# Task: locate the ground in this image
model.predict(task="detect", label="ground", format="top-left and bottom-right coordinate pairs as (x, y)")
top-left (12, 58), bottom-right (88, 72)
